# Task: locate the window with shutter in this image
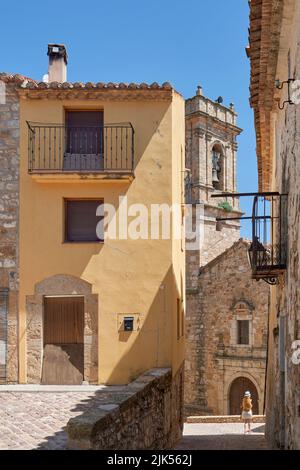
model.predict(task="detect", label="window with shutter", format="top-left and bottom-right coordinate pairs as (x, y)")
top-left (237, 320), bottom-right (250, 345)
top-left (64, 199), bottom-right (104, 242)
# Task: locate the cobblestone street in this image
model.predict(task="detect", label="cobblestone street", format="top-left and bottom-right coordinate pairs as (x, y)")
top-left (0, 386), bottom-right (127, 450)
top-left (0, 389), bottom-right (268, 450)
top-left (175, 423), bottom-right (268, 450)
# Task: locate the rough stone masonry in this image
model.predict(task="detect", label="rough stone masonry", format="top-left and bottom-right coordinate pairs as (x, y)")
top-left (185, 240), bottom-right (269, 416)
top-left (0, 80), bottom-right (19, 383)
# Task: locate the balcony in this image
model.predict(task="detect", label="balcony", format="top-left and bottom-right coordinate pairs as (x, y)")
top-left (27, 122), bottom-right (134, 181)
top-left (248, 193), bottom-right (287, 284)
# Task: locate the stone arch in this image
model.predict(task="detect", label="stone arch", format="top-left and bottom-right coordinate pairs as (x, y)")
top-left (34, 273), bottom-right (93, 295)
top-left (26, 274), bottom-right (98, 384)
top-left (228, 376), bottom-right (259, 415)
top-left (226, 370), bottom-right (263, 414)
top-left (211, 141), bottom-right (225, 191)
top-left (209, 139), bottom-right (226, 155)
top-left (231, 299), bottom-right (255, 312)
top-left (227, 370), bottom-right (262, 396)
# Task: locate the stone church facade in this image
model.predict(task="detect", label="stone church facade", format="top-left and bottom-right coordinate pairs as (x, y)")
top-left (185, 87), bottom-right (269, 415)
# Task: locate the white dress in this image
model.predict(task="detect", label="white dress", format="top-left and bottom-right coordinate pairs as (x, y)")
top-left (242, 410), bottom-right (253, 420)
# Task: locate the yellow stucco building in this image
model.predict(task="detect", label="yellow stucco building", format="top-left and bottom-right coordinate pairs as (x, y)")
top-left (0, 45), bottom-right (185, 394)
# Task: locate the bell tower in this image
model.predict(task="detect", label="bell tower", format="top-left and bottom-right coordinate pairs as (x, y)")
top-left (185, 85), bottom-right (243, 289)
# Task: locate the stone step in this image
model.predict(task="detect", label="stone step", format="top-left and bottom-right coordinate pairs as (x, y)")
top-left (186, 415), bottom-right (265, 424)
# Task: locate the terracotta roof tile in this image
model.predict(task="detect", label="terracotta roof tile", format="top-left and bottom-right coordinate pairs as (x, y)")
top-left (0, 72), bottom-right (174, 92)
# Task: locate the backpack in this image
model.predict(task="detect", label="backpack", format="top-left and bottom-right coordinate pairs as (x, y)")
top-left (243, 397), bottom-right (252, 411)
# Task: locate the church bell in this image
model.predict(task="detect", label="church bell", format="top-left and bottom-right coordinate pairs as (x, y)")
top-left (212, 168), bottom-right (219, 183)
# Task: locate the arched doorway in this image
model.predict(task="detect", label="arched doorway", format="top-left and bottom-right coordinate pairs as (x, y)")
top-left (229, 377), bottom-right (259, 415)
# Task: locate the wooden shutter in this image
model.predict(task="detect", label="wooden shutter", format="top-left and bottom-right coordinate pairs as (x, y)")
top-left (65, 199), bottom-right (103, 242)
top-left (237, 320), bottom-right (249, 345)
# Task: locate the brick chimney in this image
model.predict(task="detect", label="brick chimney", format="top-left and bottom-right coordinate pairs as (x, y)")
top-left (47, 44), bottom-right (67, 82)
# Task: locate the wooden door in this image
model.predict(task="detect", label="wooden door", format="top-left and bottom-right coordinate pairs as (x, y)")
top-left (229, 377), bottom-right (259, 415)
top-left (42, 296), bottom-right (84, 385)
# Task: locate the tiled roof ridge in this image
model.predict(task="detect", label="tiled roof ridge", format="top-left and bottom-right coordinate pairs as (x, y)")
top-left (0, 72), bottom-right (173, 91)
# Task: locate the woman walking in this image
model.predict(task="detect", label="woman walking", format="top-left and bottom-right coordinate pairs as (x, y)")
top-left (241, 390), bottom-right (253, 434)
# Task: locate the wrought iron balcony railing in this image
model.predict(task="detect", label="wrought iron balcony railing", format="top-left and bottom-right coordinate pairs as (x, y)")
top-left (27, 122), bottom-right (134, 174)
top-left (248, 193), bottom-right (287, 284)
top-left (212, 191), bottom-right (288, 285)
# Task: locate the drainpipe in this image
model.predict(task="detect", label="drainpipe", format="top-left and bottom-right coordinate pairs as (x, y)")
top-left (263, 289), bottom-right (271, 415)
top-left (279, 314), bottom-right (286, 449)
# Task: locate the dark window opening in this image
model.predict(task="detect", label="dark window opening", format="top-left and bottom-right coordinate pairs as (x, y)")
top-left (65, 110), bottom-right (103, 155)
top-left (237, 320), bottom-right (250, 345)
top-left (65, 199), bottom-right (104, 242)
top-left (216, 220), bottom-right (223, 231)
top-left (64, 111), bottom-right (104, 171)
top-left (177, 298), bottom-right (184, 340)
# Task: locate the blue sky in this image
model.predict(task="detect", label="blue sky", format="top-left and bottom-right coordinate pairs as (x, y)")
top-left (1, 0), bottom-right (256, 237)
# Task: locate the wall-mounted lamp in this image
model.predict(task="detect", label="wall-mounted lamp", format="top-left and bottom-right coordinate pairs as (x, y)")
top-left (275, 78), bottom-right (295, 110)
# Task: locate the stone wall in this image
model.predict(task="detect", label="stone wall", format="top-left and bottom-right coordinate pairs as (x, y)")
top-left (248, 0), bottom-right (300, 450)
top-left (265, 17), bottom-right (300, 447)
top-left (185, 240), bottom-right (269, 416)
top-left (67, 365), bottom-right (184, 450)
top-left (186, 205), bottom-right (240, 292)
top-left (0, 80), bottom-right (19, 383)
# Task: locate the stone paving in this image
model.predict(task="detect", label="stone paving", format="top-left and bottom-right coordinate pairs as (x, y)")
top-left (175, 423), bottom-right (269, 450)
top-left (0, 389), bottom-right (269, 450)
top-left (0, 386), bottom-right (127, 450)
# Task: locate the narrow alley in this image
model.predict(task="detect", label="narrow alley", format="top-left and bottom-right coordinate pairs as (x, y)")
top-left (176, 423), bottom-right (268, 450)
top-left (0, 389), bottom-right (268, 450)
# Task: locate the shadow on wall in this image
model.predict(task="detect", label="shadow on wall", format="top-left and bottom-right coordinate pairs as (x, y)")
top-left (22, 102), bottom-right (180, 383)
top-left (30, 266), bottom-right (184, 450)
top-left (105, 265), bottom-right (181, 384)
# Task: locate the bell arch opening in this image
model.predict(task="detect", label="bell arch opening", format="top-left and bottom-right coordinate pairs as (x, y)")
top-left (212, 143), bottom-right (224, 191)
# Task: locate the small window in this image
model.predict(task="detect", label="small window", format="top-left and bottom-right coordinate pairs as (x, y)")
top-left (216, 220), bottom-right (223, 231)
top-left (177, 299), bottom-right (181, 340)
top-left (177, 298), bottom-right (184, 340)
top-left (65, 199), bottom-right (104, 242)
top-left (237, 320), bottom-right (250, 345)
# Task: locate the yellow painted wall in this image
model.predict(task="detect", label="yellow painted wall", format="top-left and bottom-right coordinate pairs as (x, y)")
top-left (19, 93), bottom-right (185, 384)
top-left (171, 92), bottom-right (185, 376)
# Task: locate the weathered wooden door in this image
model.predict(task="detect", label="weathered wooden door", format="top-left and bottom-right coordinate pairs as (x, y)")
top-left (229, 377), bottom-right (259, 415)
top-left (42, 296), bottom-right (84, 385)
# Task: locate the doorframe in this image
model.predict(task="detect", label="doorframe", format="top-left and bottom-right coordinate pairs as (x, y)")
top-left (26, 274), bottom-right (98, 384)
top-left (227, 375), bottom-right (260, 415)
